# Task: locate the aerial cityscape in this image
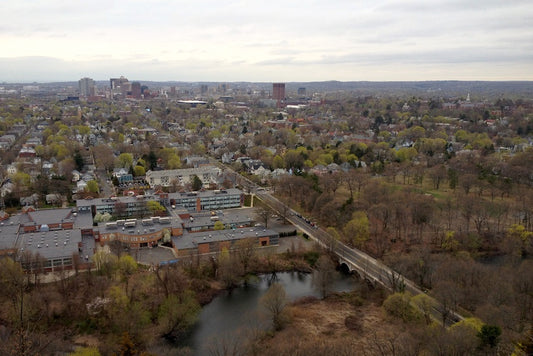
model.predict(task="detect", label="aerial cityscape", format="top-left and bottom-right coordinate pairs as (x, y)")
top-left (1, 0), bottom-right (533, 355)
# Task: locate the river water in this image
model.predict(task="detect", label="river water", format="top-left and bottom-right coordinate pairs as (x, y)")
top-left (180, 271), bottom-right (359, 355)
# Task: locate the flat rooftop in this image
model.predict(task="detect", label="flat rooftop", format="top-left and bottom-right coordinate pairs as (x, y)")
top-left (180, 207), bottom-right (254, 230)
top-left (26, 208), bottom-right (76, 226)
top-left (173, 226), bottom-right (278, 250)
top-left (0, 215), bottom-right (24, 250)
top-left (74, 211), bottom-right (95, 229)
top-left (168, 188), bottom-right (242, 199)
top-left (18, 228), bottom-right (82, 259)
top-left (96, 216), bottom-right (183, 235)
top-left (76, 194), bottom-right (159, 208)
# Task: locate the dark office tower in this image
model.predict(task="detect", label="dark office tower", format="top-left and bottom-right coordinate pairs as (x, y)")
top-left (200, 84), bottom-right (208, 95)
top-left (273, 83), bottom-right (285, 107)
top-left (110, 76), bottom-right (129, 89)
top-left (170, 86), bottom-right (177, 96)
top-left (131, 82), bottom-right (142, 99)
top-left (298, 87), bottom-right (306, 96)
top-left (218, 83), bottom-right (227, 94)
top-left (79, 77), bottom-right (95, 97)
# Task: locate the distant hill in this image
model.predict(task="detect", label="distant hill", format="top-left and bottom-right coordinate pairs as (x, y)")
top-left (282, 81), bottom-right (533, 99)
top-left (105, 80), bottom-right (533, 99)
top-left (5, 80), bottom-right (532, 99)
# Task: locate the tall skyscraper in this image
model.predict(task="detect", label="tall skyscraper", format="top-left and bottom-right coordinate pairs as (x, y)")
top-left (110, 76), bottom-right (129, 90)
top-left (131, 82), bottom-right (142, 99)
top-left (273, 83), bottom-right (285, 107)
top-left (79, 77), bottom-right (95, 97)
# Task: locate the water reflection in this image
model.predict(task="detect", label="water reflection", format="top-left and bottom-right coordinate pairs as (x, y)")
top-left (181, 271), bottom-right (359, 355)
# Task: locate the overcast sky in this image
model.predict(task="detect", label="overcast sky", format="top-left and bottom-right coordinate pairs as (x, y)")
top-left (1, 0), bottom-right (532, 82)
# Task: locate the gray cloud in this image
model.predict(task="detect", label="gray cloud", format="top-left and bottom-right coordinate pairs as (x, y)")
top-left (1, 0), bottom-right (532, 81)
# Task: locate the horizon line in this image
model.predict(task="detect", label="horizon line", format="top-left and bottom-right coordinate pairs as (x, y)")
top-left (3, 79), bottom-right (533, 85)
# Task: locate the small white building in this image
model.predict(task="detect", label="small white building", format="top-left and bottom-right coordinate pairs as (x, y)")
top-left (71, 170), bottom-right (81, 182)
top-left (76, 180), bottom-right (88, 192)
top-left (6, 164), bottom-right (17, 176)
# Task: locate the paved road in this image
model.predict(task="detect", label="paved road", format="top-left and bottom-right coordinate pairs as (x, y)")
top-left (212, 160), bottom-right (465, 326)
top-left (256, 189), bottom-right (465, 326)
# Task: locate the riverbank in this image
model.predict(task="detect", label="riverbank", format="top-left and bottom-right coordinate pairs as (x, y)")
top-left (252, 286), bottom-right (395, 355)
top-left (0, 234), bottom-right (334, 355)
top-left (156, 270), bottom-right (364, 356)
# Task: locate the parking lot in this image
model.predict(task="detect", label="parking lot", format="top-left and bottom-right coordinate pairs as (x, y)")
top-left (130, 246), bottom-right (177, 266)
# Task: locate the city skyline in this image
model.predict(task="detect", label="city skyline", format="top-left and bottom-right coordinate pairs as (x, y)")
top-left (1, 0), bottom-right (532, 83)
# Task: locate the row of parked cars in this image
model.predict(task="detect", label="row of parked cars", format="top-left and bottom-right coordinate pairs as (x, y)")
top-left (292, 212), bottom-right (318, 229)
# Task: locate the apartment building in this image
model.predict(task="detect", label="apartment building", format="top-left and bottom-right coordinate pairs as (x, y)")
top-left (146, 166), bottom-right (221, 188)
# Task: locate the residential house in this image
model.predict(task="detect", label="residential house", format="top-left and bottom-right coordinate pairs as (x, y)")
top-left (1, 182), bottom-right (13, 197)
top-left (46, 194), bottom-right (64, 205)
top-left (7, 164), bottom-right (17, 176)
top-left (71, 170), bottom-right (81, 182)
top-left (20, 193), bottom-right (39, 207)
top-left (42, 162), bottom-right (54, 177)
top-left (76, 180), bottom-right (88, 192)
top-left (18, 147), bottom-right (36, 158)
top-left (185, 156), bottom-right (210, 168)
top-left (310, 164), bottom-right (328, 175)
top-left (221, 152), bottom-right (234, 164)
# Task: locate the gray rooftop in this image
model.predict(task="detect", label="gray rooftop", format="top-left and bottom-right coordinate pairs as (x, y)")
top-left (0, 215), bottom-right (24, 249)
top-left (17, 228), bottom-right (82, 259)
top-left (96, 216), bottom-right (183, 235)
top-left (182, 208), bottom-right (253, 230)
top-left (76, 195), bottom-right (159, 208)
top-left (26, 208), bottom-right (75, 226)
top-left (146, 166), bottom-right (220, 179)
top-left (74, 211), bottom-right (95, 229)
top-left (173, 227), bottom-right (278, 250)
top-left (167, 188), bottom-right (242, 200)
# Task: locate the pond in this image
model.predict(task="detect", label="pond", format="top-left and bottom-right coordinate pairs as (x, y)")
top-left (180, 271), bottom-right (360, 355)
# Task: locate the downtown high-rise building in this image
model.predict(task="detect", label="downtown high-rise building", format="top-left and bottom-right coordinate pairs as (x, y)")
top-left (78, 77), bottom-right (95, 97)
top-left (273, 83), bottom-right (285, 107)
top-left (110, 76), bottom-right (129, 90)
top-left (131, 82), bottom-right (142, 99)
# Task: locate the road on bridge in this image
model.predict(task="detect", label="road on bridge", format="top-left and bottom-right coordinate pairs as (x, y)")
top-left (255, 190), bottom-right (464, 326)
top-left (212, 159), bottom-right (465, 326)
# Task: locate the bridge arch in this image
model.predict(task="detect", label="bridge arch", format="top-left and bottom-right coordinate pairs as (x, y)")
top-left (338, 262), bottom-right (351, 274)
top-left (338, 260), bottom-right (363, 280)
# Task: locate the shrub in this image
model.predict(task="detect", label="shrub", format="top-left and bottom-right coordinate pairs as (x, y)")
top-left (382, 292), bottom-right (422, 323)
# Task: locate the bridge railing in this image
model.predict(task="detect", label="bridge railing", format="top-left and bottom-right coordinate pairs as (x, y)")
top-left (255, 191), bottom-right (465, 326)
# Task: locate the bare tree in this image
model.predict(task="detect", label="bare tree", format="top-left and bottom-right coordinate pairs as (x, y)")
top-left (92, 144), bottom-right (115, 172)
top-left (235, 237), bottom-right (256, 275)
top-left (154, 264), bottom-right (189, 299)
top-left (260, 282), bottom-right (289, 331)
top-left (255, 206), bottom-right (271, 228)
top-left (312, 255), bottom-right (337, 299)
